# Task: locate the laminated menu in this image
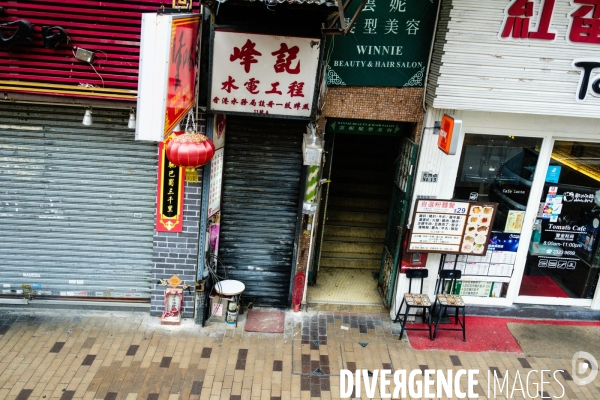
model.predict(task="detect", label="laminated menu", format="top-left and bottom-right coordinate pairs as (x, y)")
top-left (408, 200), bottom-right (497, 255)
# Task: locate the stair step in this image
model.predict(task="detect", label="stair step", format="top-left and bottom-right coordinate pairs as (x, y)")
top-left (331, 169), bottom-right (390, 183)
top-left (329, 182), bottom-right (390, 197)
top-left (319, 256), bottom-right (381, 269)
top-left (324, 225), bottom-right (386, 239)
top-left (322, 241), bottom-right (383, 254)
top-left (322, 235), bottom-right (384, 244)
top-left (327, 196), bottom-right (390, 210)
top-left (327, 210), bottom-right (388, 225)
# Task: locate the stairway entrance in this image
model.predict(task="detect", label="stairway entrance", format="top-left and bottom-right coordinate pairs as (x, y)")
top-left (307, 133), bottom-right (400, 310)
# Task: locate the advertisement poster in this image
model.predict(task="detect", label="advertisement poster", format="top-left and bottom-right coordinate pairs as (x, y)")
top-left (504, 210), bottom-right (525, 233)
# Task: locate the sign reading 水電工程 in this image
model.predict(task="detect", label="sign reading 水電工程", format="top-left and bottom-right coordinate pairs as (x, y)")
top-left (209, 31), bottom-right (321, 118)
top-left (325, 0), bottom-right (439, 87)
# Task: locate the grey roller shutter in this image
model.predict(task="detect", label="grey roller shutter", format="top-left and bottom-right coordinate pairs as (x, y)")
top-left (218, 116), bottom-right (303, 308)
top-left (0, 104), bottom-right (157, 301)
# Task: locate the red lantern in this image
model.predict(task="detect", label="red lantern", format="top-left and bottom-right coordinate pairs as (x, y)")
top-left (166, 131), bottom-right (215, 182)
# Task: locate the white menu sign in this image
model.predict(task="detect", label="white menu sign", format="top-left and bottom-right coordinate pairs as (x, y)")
top-left (210, 31), bottom-right (320, 117)
top-left (208, 148), bottom-right (224, 218)
top-left (409, 200), bottom-right (497, 254)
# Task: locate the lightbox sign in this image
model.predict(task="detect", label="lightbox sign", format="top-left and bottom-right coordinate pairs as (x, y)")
top-left (437, 114), bottom-right (461, 155)
top-left (209, 31), bottom-right (321, 118)
top-left (136, 13), bottom-right (200, 142)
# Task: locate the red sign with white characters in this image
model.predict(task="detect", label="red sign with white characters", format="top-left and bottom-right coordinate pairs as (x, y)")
top-left (210, 31), bottom-right (321, 117)
top-left (165, 16), bottom-right (200, 136)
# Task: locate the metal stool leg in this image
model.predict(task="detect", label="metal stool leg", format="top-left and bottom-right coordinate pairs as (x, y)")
top-left (399, 306), bottom-right (410, 340)
top-left (432, 306), bottom-right (444, 340)
top-left (394, 298), bottom-right (406, 323)
top-left (462, 307), bottom-right (466, 342)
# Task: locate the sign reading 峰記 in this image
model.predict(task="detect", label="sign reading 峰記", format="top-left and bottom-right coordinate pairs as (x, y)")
top-left (210, 31), bottom-right (321, 118)
top-left (325, 0), bottom-right (439, 87)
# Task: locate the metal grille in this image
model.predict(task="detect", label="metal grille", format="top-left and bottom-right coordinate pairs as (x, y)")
top-left (218, 116), bottom-right (304, 308)
top-left (0, 103), bottom-right (157, 300)
top-left (0, 1), bottom-right (200, 101)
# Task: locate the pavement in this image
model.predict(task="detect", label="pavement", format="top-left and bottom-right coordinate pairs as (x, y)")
top-left (0, 308), bottom-right (598, 400)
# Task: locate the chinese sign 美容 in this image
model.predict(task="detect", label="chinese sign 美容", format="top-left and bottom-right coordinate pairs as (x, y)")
top-left (156, 135), bottom-right (185, 232)
top-left (408, 200), bottom-right (497, 255)
top-left (325, 0), bottom-right (439, 87)
top-left (210, 31), bottom-right (321, 117)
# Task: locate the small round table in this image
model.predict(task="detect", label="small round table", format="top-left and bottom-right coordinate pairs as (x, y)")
top-left (214, 280), bottom-right (245, 326)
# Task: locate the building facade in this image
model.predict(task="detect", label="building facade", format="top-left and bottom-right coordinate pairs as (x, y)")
top-left (392, 0), bottom-right (600, 316)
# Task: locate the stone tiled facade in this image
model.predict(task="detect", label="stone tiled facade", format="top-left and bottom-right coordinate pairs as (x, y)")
top-left (150, 118), bottom-right (207, 319)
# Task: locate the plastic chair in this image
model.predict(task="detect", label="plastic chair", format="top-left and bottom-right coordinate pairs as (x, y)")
top-left (394, 268), bottom-right (432, 340)
top-left (432, 269), bottom-right (466, 341)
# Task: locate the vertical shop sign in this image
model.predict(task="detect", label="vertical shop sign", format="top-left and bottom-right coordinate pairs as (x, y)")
top-left (208, 115), bottom-right (226, 218)
top-left (209, 31), bottom-right (320, 117)
top-left (136, 14), bottom-right (200, 141)
top-left (325, 0), bottom-right (439, 86)
top-left (156, 135), bottom-right (185, 232)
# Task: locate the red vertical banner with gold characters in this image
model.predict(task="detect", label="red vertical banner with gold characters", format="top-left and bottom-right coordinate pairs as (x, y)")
top-left (164, 16), bottom-right (200, 138)
top-left (156, 135), bottom-right (185, 232)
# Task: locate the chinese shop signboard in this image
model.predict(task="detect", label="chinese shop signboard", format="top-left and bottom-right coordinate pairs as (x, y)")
top-left (209, 31), bottom-right (321, 118)
top-left (156, 135), bottom-right (185, 232)
top-left (498, 0), bottom-right (600, 102)
top-left (208, 115), bottom-right (226, 218)
top-left (325, 0), bottom-right (439, 87)
top-left (408, 200), bottom-right (498, 255)
top-left (136, 14), bottom-right (200, 142)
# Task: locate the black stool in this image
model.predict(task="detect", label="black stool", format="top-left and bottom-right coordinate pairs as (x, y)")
top-left (432, 269), bottom-right (466, 341)
top-left (394, 269), bottom-right (432, 340)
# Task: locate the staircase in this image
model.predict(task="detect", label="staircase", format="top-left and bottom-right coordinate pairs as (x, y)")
top-left (313, 135), bottom-right (397, 306)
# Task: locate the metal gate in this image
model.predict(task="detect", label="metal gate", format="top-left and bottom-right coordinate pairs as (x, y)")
top-left (378, 137), bottom-right (418, 307)
top-left (0, 104), bottom-right (157, 301)
top-left (218, 116), bottom-right (304, 307)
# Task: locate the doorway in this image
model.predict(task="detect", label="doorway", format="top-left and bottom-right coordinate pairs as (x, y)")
top-left (307, 133), bottom-right (400, 307)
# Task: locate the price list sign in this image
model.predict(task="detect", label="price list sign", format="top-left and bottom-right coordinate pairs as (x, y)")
top-left (408, 200), bottom-right (497, 254)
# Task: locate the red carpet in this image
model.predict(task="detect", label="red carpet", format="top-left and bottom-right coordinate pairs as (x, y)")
top-left (519, 275), bottom-right (569, 297)
top-left (244, 309), bottom-right (285, 333)
top-left (406, 317), bottom-right (600, 353)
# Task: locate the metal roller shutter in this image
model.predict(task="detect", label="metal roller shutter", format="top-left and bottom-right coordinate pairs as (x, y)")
top-left (219, 116), bottom-right (304, 308)
top-left (0, 103), bottom-right (157, 301)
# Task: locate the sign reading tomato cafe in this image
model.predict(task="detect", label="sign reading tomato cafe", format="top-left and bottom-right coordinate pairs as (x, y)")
top-left (209, 31), bottom-right (321, 118)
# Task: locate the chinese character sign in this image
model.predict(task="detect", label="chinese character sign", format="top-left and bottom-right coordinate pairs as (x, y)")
top-left (165, 16), bottom-right (199, 137)
top-left (325, 0), bottom-right (439, 87)
top-left (210, 31), bottom-right (320, 117)
top-left (156, 136), bottom-right (185, 232)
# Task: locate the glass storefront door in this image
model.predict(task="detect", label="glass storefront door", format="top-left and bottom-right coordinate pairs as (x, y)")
top-left (520, 141), bottom-right (600, 299)
top-left (452, 134), bottom-right (544, 298)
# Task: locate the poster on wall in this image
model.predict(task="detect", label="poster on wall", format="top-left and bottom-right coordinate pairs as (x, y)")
top-left (325, 0), bottom-right (439, 87)
top-left (504, 210), bottom-right (525, 233)
top-left (408, 200), bottom-right (498, 254)
top-left (210, 31), bottom-right (320, 118)
top-left (156, 136), bottom-right (185, 232)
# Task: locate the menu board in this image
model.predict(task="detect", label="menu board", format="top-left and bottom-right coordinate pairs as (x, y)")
top-left (408, 200), bottom-right (498, 255)
top-left (443, 232), bottom-right (520, 278)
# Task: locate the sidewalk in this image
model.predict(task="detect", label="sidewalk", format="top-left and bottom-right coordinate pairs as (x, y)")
top-left (0, 308), bottom-right (598, 400)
